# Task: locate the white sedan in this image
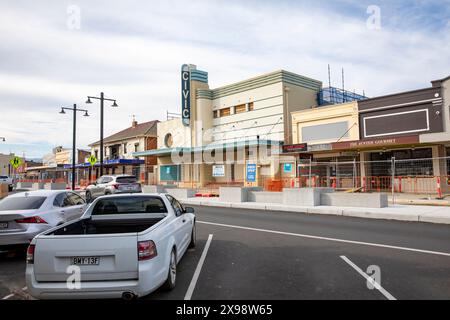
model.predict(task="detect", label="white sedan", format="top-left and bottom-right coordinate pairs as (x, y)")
top-left (26, 193), bottom-right (196, 299)
top-left (0, 190), bottom-right (86, 251)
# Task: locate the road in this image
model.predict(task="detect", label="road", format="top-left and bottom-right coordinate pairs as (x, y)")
top-left (1, 205), bottom-right (450, 300)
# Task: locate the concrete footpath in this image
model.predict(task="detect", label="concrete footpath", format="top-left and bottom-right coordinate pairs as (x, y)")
top-left (181, 197), bottom-right (450, 225)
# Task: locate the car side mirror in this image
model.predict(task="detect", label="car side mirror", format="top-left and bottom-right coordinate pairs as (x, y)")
top-left (184, 207), bottom-right (195, 214)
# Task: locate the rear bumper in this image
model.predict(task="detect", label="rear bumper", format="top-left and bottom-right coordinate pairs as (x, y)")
top-left (0, 226), bottom-right (49, 246)
top-left (26, 257), bottom-right (166, 299)
top-left (111, 190), bottom-right (142, 194)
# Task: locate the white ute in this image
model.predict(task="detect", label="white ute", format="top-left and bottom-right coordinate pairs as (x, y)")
top-left (26, 193), bottom-right (196, 300)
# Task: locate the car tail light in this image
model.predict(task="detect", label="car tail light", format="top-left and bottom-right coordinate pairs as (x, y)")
top-left (138, 240), bottom-right (157, 260)
top-left (112, 184), bottom-right (119, 189)
top-left (15, 216), bottom-right (47, 224)
top-left (26, 244), bottom-right (35, 264)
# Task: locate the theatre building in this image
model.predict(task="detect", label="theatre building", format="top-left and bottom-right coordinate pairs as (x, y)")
top-left (134, 64), bottom-right (323, 190)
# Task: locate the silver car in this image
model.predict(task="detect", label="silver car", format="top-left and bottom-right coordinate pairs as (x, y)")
top-left (85, 175), bottom-right (142, 202)
top-left (0, 190), bottom-right (86, 252)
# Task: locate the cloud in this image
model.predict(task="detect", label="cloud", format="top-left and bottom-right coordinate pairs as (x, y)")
top-left (0, 0), bottom-right (449, 158)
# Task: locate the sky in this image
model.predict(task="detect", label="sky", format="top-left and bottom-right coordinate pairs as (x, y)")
top-left (0, 0), bottom-right (449, 159)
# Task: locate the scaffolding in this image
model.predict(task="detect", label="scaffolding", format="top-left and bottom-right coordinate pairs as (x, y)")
top-left (318, 87), bottom-right (367, 106)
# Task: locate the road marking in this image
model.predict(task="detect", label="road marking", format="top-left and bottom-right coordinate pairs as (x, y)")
top-left (184, 234), bottom-right (213, 300)
top-left (340, 255), bottom-right (396, 300)
top-left (197, 220), bottom-right (450, 257)
top-left (2, 293), bottom-right (15, 300)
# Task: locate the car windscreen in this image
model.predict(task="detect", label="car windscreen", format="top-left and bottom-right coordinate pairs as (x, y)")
top-left (0, 196), bottom-right (46, 211)
top-left (115, 176), bottom-right (137, 183)
top-left (91, 196), bottom-right (167, 215)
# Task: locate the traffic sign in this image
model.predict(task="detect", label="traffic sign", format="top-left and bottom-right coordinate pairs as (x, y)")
top-left (88, 155), bottom-right (97, 166)
top-left (10, 156), bottom-right (22, 169)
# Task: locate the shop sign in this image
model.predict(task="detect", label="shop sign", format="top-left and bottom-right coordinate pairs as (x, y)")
top-left (246, 164), bottom-right (257, 182)
top-left (212, 165), bottom-right (225, 177)
top-left (282, 143), bottom-right (308, 153)
top-left (332, 135), bottom-right (420, 150)
top-left (181, 64), bottom-right (191, 127)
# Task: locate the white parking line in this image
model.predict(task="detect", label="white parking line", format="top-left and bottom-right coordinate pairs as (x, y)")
top-left (184, 234), bottom-right (213, 300)
top-left (340, 255), bottom-right (396, 300)
top-left (2, 293), bottom-right (15, 300)
top-left (198, 220), bottom-right (450, 257)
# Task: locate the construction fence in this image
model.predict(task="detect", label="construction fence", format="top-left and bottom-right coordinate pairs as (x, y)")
top-left (263, 156), bottom-right (449, 198)
top-left (16, 157), bottom-right (450, 198)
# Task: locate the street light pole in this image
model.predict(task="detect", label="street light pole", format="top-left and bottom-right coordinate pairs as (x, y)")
top-left (86, 92), bottom-right (118, 177)
top-left (60, 104), bottom-right (89, 190)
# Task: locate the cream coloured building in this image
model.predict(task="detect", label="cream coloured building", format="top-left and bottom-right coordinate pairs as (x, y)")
top-left (134, 64), bottom-right (323, 190)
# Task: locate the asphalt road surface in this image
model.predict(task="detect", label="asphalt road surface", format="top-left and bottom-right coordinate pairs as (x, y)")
top-left (1, 205), bottom-right (450, 300)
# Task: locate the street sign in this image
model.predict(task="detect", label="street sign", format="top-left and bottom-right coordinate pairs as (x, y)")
top-left (246, 164), bottom-right (257, 182)
top-left (10, 156), bottom-right (22, 169)
top-left (88, 155), bottom-right (97, 166)
top-left (282, 143), bottom-right (308, 153)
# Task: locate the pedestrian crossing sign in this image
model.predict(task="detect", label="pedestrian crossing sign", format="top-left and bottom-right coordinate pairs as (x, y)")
top-left (10, 156), bottom-right (22, 169)
top-left (88, 155), bottom-right (97, 166)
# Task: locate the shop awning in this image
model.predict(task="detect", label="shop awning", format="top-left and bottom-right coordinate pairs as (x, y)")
top-left (63, 158), bottom-right (145, 169)
top-left (132, 139), bottom-right (283, 157)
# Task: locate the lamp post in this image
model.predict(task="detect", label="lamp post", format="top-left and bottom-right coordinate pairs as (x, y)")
top-left (85, 93), bottom-right (118, 177)
top-left (59, 104), bottom-right (89, 190)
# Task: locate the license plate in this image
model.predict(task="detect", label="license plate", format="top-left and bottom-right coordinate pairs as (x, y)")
top-left (71, 256), bottom-right (99, 265)
top-left (0, 222), bottom-right (8, 229)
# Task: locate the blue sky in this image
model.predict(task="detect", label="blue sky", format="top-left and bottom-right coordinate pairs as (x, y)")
top-left (0, 0), bottom-right (449, 158)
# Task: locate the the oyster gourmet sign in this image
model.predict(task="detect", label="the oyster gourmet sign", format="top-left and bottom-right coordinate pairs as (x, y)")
top-left (181, 64), bottom-right (191, 126)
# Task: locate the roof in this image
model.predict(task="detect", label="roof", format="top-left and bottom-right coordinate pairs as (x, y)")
top-left (196, 70), bottom-right (322, 100)
top-left (8, 190), bottom-right (67, 198)
top-left (431, 75), bottom-right (450, 86)
top-left (89, 120), bottom-right (159, 146)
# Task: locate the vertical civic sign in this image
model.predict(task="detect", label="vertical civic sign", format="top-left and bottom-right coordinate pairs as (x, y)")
top-left (181, 64), bottom-right (191, 126)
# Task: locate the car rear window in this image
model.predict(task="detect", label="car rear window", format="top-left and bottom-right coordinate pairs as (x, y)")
top-left (92, 196), bottom-right (167, 215)
top-left (115, 176), bottom-right (137, 183)
top-left (0, 196), bottom-right (46, 211)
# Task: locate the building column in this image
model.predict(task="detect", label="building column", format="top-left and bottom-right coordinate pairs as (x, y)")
top-left (432, 145), bottom-right (448, 194)
top-left (359, 151), bottom-right (370, 191)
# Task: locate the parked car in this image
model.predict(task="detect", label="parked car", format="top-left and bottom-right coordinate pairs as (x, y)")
top-left (26, 193), bottom-right (196, 300)
top-left (85, 175), bottom-right (142, 202)
top-left (0, 190), bottom-right (86, 252)
top-left (0, 175), bottom-right (14, 192)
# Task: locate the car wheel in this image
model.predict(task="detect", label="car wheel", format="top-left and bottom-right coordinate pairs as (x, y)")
top-left (85, 191), bottom-right (92, 203)
top-left (105, 190), bottom-right (111, 195)
top-left (162, 248), bottom-right (177, 290)
top-left (188, 222), bottom-right (196, 249)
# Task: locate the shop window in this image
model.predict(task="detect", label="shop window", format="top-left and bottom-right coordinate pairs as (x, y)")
top-left (220, 107), bottom-right (231, 117)
top-left (213, 110), bottom-right (219, 118)
top-left (134, 143), bottom-right (139, 152)
top-left (248, 102), bottom-right (254, 111)
top-left (123, 143), bottom-right (127, 154)
top-left (235, 104), bottom-right (246, 114)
